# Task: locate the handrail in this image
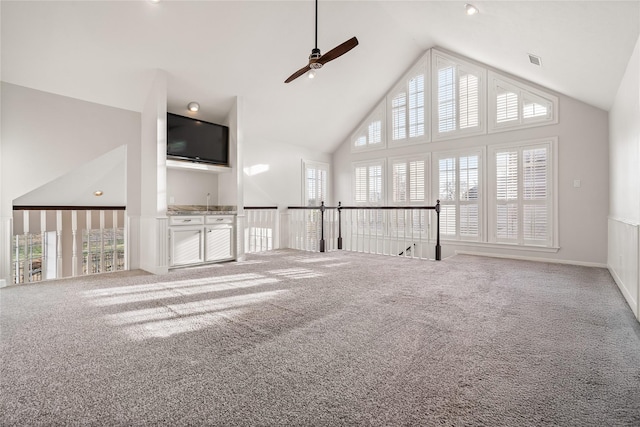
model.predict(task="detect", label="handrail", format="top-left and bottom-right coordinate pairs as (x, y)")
top-left (244, 206), bottom-right (278, 210)
top-left (286, 201), bottom-right (441, 260)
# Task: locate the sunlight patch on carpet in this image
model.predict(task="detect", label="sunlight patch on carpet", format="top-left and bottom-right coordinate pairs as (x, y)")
top-left (267, 268), bottom-right (324, 279)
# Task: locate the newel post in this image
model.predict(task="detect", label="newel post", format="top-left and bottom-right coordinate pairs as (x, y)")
top-left (337, 201), bottom-right (343, 250)
top-left (435, 200), bottom-right (441, 261)
top-left (319, 201), bottom-right (326, 253)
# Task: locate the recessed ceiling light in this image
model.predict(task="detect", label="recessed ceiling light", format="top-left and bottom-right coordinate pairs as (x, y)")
top-left (94, 190), bottom-right (104, 197)
top-left (465, 4), bottom-right (479, 15)
top-left (528, 54), bottom-right (542, 66)
top-left (188, 102), bottom-right (200, 112)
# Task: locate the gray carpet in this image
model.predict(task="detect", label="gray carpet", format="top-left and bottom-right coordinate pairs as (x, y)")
top-left (1, 250), bottom-right (639, 426)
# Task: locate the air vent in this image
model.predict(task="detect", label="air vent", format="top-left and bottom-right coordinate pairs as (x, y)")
top-left (528, 54), bottom-right (542, 66)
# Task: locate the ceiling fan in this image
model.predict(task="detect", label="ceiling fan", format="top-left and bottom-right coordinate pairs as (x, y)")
top-left (284, 0), bottom-right (358, 83)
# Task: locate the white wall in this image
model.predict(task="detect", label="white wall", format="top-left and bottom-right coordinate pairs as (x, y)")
top-left (333, 75), bottom-right (610, 266)
top-left (608, 35), bottom-right (640, 320)
top-left (167, 168), bottom-right (219, 207)
top-left (0, 82), bottom-right (140, 283)
top-left (244, 138), bottom-right (331, 207)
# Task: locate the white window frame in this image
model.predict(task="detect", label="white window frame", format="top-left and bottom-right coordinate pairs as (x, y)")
top-left (351, 101), bottom-right (386, 153)
top-left (431, 49), bottom-right (486, 141)
top-left (352, 159), bottom-right (386, 206)
top-left (386, 52), bottom-right (430, 146)
top-left (488, 71), bottom-right (558, 133)
top-left (388, 154), bottom-right (431, 206)
top-left (434, 148), bottom-right (484, 242)
top-left (302, 160), bottom-right (330, 207)
top-left (487, 137), bottom-right (558, 248)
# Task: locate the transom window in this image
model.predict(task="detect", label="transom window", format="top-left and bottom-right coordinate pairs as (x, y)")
top-left (489, 71), bottom-right (558, 132)
top-left (351, 101), bottom-right (386, 152)
top-left (387, 53), bottom-right (429, 145)
top-left (432, 50), bottom-right (485, 140)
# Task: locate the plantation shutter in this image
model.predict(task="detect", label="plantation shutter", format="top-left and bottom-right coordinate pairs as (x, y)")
top-left (522, 92), bottom-right (551, 120)
top-left (408, 74), bottom-right (425, 138)
top-left (459, 155), bottom-right (479, 237)
top-left (369, 165), bottom-right (383, 204)
top-left (354, 161), bottom-right (385, 205)
top-left (304, 162), bottom-right (329, 206)
top-left (495, 150), bottom-right (519, 240)
top-left (438, 157), bottom-right (457, 236)
top-left (496, 86), bottom-right (519, 123)
top-left (351, 101), bottom-right (386, 151)
top-left (392, 93), bottom-right (407, 140)
top-left (489, 71), bottom-right (558, 132)
top-left (522, 147), bottom-right (548, 242)
top-left (392, 159), bottom-right (426, 205)
top-left (458, 70), bottom-right (479, 129)
top-left (355, 166), bottom-right (367, 203)
top-left (434, 51), bottom-right (484, 137)
top-left (437, 65), bottom-right (456, 133)
top-left (393, 162), bottom-right (407, 203)
top-left (493, 144), bottom-right (551, 245)
top-left (409, 160), bottom-right (425, 202)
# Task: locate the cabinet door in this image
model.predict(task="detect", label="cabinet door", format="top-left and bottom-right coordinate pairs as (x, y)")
top-left (170, 227), bottom-right (204, 266)
top-left (205, 226), bottom-right (233, 261)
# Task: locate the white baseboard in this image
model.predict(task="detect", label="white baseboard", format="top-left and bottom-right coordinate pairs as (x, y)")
top-left (608, 262), bottom-right (638, 318)
top-left (454, 250), bottom-right (607, 268)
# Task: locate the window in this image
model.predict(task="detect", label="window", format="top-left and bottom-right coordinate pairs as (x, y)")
top-left (303, 160), bottom-right (329, 206)
top-left (353, 160), bottom-right (385, 205)
top-left (436, 151), bottom-right (482, 240)
top-left (387, 53), bottom-right (429, 145)
top-left (390, 156), bottom-right (429, 205)
top-left (432, 50), bottom-right (485, 140)
top-left (351, 101), bottom-right (386, 152)
top-left (488, 139), bottom-right (556, 247)
top-left (488, 71), bottom-right (558, 132)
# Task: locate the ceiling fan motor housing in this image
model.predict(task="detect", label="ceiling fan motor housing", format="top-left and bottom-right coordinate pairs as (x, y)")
top-left (309, 48), bottom-right (323, 69)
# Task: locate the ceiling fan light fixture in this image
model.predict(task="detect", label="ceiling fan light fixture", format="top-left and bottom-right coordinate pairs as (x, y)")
top-left (465, 4), bottom-right (479, 15)
top-left (188, 102), bottom-right (200, 112)
top-left (308, 69), bottom-right (316, 79)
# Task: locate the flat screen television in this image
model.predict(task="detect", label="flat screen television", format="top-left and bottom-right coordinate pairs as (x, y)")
top-left (166, 113), bottom-right (229, 166)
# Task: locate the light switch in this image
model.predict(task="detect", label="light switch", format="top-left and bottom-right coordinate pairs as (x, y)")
top-left (573, 179), bottom-right (581, 188)
top-left (169, 196), bottom-right (175, 203)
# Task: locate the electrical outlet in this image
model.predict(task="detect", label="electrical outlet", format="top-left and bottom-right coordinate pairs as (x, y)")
top-left (169, 196), bottom-right (175, 203)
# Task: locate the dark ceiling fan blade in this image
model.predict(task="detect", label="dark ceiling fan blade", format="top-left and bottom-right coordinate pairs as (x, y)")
top-left (285, 63), bottom-right (312, 83)
top-left (318, 36), bottom-right (358, 65)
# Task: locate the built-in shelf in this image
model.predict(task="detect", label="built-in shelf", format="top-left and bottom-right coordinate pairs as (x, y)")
top-left (166, 159), bottom-right (231, 174)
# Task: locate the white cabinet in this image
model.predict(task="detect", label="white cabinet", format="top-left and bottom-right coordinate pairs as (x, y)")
top-left (169, 215), bottom-right (235, 267)
top-left (169, 226), bottom-right (204, 266)
top-left (205, 215), bottom-right (235, 262)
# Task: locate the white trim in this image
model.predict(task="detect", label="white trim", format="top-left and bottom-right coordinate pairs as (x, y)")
top-left (387, 153), bottom-right (431, 206)
top-left (352, 159), bottom-right (386, 206)
top-left (351, 100), bottom-right (387, 153)
top-left (386, 52), bottom-right (431, 147)
top-left (487, 71), bottom-right (559, 134)
top-left (487, 136), bottom-right (558, 248)
top-left (431, 49), bottom-right (487, 142)
top-left (301, 159), bottom-right (330, 206)
top-left (455, 250), bottom-right (604, 268)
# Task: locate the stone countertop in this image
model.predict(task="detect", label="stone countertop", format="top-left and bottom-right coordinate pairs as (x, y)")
top-left (167, 205), bottom-right (236, 216)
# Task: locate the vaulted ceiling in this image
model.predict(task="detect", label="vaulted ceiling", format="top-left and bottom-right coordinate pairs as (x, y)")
top-left (2, 1), bottom-right (638, 153)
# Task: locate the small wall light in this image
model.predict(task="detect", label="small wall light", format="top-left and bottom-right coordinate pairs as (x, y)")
top-left (94, 190), bottom-right (104, 197)
top-left (465, 4), bottom-right (479, 15)
top-left (188, 102), bottom-right (200, 112)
